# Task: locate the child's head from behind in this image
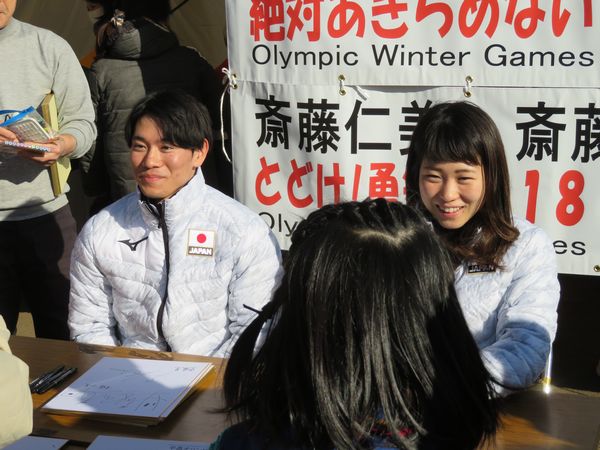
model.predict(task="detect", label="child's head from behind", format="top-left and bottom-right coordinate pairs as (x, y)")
top-left (224, 198), bottom-right (498, 449)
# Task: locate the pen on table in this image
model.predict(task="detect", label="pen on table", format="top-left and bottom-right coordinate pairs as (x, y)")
top-left (36, 367), bottom-right (77, 394)
top-left (33, 366), bottom-right (70, 394)
top-left (29, 365), bottom-right (64, 392)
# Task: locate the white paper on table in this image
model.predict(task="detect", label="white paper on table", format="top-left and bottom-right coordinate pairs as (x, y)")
top-left (4, 436), bottom-right (68, 450)
top-left (88, 435), bottom-right (210, 450)
top-left (42, 357), bottom-right (213, 420)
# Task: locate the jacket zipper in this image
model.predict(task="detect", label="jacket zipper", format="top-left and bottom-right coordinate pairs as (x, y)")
top-left (154, 201), bottom-right (172, 352)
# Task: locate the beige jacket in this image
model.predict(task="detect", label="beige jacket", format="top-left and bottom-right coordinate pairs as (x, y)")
top-left (0, 316), bottom-right (32, 448)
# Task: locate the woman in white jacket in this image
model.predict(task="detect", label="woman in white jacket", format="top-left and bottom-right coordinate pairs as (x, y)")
top-left (405, 101), bottom-right (560, 395)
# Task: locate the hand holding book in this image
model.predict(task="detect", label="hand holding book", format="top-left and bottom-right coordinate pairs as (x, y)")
top-left (15, 135), bottom-right (74, 167)
top-left (1, 94), bottom-right (72, 196)
top-left (0, 124), bottom-right (18, 141)
top-left (0, 104), bottom-right (57, 163)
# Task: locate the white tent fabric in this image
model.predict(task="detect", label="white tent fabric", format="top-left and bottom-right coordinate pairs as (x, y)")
top-left (14, 0), bottom-right (227, 67)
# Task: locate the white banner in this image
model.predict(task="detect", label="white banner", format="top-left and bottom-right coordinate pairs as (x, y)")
top-left (226, 1), bottom-right (600, 276)
top-left (228, 0), bottom-right (600, 88)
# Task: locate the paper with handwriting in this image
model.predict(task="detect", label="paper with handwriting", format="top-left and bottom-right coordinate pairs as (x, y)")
top-left (42, 357), bottom-right (213, 420)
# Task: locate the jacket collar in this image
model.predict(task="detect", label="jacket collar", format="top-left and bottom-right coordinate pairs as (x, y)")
top-left (138, 170), bottom-right (207, 227)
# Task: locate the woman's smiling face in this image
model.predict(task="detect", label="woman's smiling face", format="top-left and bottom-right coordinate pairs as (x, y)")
top-left (418, 160), bottom-right (485, 230)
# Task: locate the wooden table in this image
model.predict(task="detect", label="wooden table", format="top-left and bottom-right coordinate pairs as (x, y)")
top-left (10, 336), bottom-right (600, 449)
top-left (492, 387), bottom-right (600, 449)
top-left (10, 336), bottom-right (230, 447)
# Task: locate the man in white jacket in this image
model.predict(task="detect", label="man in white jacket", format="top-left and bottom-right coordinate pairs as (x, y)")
top-left (69, 91), bottom-right (282, 357)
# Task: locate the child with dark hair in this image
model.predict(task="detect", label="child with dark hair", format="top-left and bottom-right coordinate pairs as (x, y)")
top-left (405, 101), bottom-right (560, 395)
top-left (211, 198), bottom-right (499, 450)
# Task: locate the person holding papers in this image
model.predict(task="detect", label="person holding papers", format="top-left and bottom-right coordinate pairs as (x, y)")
top-left (0, 0), bottom-right (96, 340)
top-left (0, 315), bottom-right (32, 448)
top-left (68, 91), bottom-right (282, 357)
top-left (213, 199), bottom-right (499, 449)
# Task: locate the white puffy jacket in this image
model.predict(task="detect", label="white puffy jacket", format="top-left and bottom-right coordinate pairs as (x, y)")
top-left (69, 172), bottom-right (282, 357)
top-left (454, 217), bottom-right (560, 395)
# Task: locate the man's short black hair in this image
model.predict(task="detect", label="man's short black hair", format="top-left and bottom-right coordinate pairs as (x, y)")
top-left (125, 90), bottom-right (213, 151)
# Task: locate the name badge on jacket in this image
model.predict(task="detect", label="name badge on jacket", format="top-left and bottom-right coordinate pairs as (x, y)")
top-left (467, 263), bottom-right (496, 274)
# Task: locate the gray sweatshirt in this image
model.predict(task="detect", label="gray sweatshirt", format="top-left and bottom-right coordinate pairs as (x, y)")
top-left (0, 18), bottom-right (96, 221)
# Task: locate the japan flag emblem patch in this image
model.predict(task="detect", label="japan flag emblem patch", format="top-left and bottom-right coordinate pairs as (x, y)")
top-left (187, 230), bottom-right (216, 257)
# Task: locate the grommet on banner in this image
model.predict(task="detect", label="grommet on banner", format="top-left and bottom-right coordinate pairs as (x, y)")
top-left (218, 68), bottom-right (237, 164)
top-left (594, 265), bottom-right (600, 273)
top-left (464, 75), bottom-right (473, 98)
top-left (338, 75), bottom-right (368, 100)
top-left (338, 74), bottom-right (346, 96)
